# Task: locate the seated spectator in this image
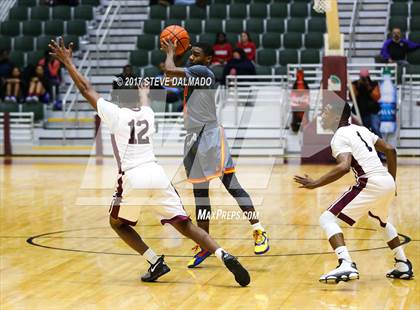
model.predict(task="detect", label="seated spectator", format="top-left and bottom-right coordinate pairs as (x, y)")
top-left (236, 32), bottom-right (256, 62)
top-left (26, 65), bottom-right (51, 103)
top-left (0, 50), bottom-right (14, 92)
top-left (4, 67), bottom-right (23, 103)
top-left (111, 65), bottom-right (138, 102)
top-left (113, 65), bottom-right (137, 88)
top-left (38, 51), bottom-right (62, 103)
top-left (351, 69), bottom-right (382, 138)
top-left (380, 28), bottom-right (420, 65)
top-left (212, 33), bottom-right (233, 66)
top-left (221, 48), bottom-right (256, 85)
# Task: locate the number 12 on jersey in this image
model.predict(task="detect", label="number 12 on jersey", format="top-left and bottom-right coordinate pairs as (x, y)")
top-left (128, 120), bottom-right (150, 144)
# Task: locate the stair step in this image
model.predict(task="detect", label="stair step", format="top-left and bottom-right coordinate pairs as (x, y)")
top-left (398, 139), bottom-right (420, 148)
top-left (89, 35), bottom-right (137, 44)
top-left (109, 21), bottom-right (148, 29)
top-left (74, 58), bottom-right (128, 67)
top-left (344, 42), bottom-right (383, 49)
top-left (353, 50), bottom-right (381, 57)
top-left (396, 148), bottom-right (420, 156)
top-left (102, 0), bottom-right (149, 5)
top-left (94, 28), bottom-right (145, 36)
top-left (91, 67), bottom-right (126, 75)
top-left (96, 13), bottom-right (147, 21)
top-left (89, 51), bottom-right (129, 59)
top-left (359, 11), bottom-right (388, 18)
top-left (354, 33), bottom-right (385, 41)
top-left (361, 4), bottom-right (388, 11)
top-left (84, 43), bottom-right (135, 51)
top-left (348, 57), bottom-right (375, 63)
top-left (358, 19), bottom-right (388, 26)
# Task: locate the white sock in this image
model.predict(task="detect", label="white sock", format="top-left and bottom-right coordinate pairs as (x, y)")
top-left (334, 246), bottom-right (352, 263)
top-left (393, 245), bottom-right (407, 262)
top-left (215, 248), bottom-right (226, 262)
top-left (143, 248), bottom-right (159, 264)
top-left (252, 222), bottom-right (264, 231)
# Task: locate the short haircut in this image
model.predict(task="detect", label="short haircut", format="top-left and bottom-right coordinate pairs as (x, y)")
top-left (193, 42), bottom-right (214, 57)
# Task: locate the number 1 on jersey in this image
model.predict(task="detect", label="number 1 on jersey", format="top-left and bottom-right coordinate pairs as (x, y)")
top-left (128, 119), bottom-right (150, 144)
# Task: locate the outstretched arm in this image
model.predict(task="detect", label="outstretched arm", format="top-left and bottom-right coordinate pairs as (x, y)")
top-left (374, 138), bottom-right (397, 181)
top-left (161, 39), bottom-right (187, 78)
top-left (294, 153), bottom-right (352, 189)
top-left (49, 37), bottom-right (100, 111)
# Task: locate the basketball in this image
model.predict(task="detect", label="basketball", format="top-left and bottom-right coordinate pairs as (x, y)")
top-left (160, 25), bottom-right (190, 56)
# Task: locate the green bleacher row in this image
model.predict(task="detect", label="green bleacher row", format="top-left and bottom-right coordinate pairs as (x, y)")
top-left (209, 0), bottom-right (317, 3)
top-left (0, 1), bottom-right (101, 68)
top-left (389, 0), bottom-right (420, 65)
top-left (13, 0), bottom-right (100, 8)
top-left (150, 3), bottom-right (324, 20)
top-left (0, 102), bottom-right (44, 121)
top-left (132, 2), bottom-right (326, 77)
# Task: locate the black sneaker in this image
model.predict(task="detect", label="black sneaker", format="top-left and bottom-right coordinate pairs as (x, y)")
top-left (141, 255), bottom-right (171, 282)
top-left (386, 259), bottom-right (414, 280)
top-left (222, 252), bottom-right (251, 287)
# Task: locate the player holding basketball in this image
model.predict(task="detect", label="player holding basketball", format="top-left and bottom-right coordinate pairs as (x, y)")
top-left (161, 39), bottom-right (270, 268)
top-left (294, 102), bottom-right (413, 283)
top-left (48, 37), bottom-right (250, 286)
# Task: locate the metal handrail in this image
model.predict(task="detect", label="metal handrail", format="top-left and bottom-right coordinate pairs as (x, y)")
top-left (61, 0), bottom-right (122, 143)
top-left (347, 0), bottom-right (362, 61)
top-left (0, 0), bottom-right (16, 22)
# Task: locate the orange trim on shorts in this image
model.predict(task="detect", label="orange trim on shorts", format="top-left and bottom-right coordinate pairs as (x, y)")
top-left (224, 167), bottom-right (236, 174)
top-left (187, 126), bottom-right (226, 184)
top-left (183, 86), bottom-right (188, 115)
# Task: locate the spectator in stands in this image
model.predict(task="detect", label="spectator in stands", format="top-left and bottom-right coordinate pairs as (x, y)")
top-left (351, 69), bottom-right (382, 138)
top-left (39, 51), bottom-right (62, 103)
top-left (212, 33), bottom-right (232, 66)
top-left (26, 65), bottom-right (51, 103)
top-left (111, 65), bottom-right (138, 102)
top-left (221, 48), bottom-right (256, 85)
top-left (380, 28), bottom-right (420, 65)
top-left (4, 67), bottom-right (23, 103)
top-left (156, 61), bottom-right (183, 111)
top-left (290, 69), bottom-right (310, 132)
top-left (0, 50), bottom-right (14, 93)
top-left (236, 32), bottom-right (256, 62)
top-left (112, 65), bottom-right (137, 89)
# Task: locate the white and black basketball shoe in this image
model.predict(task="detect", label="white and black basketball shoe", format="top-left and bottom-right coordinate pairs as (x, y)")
top-left (386, 259), bottom-right (414, 280)
top-left (141, 255), bottom-right (171, 282)
top-left (319, 259), bottom-right (359, 284)
top-left (222, 252), bottom-right (251, 287)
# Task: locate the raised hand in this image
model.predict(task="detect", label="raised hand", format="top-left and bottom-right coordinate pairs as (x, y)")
top-left (48, 37), bottom-right (74, 66)
top-left (160, 38), bottom-right (177, 55)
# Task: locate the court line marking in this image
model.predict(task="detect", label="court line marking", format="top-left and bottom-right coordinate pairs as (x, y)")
top-left (25, 227), bottom-right (412, 258)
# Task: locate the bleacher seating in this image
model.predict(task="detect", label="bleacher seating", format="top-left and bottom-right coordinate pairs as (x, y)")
top-left (0, 0), bottom-right (101, 113)
top-left (132, 0), bottom-right (326, 79)
top-left (388, 0), bottom-right (420, 67)
top-left (0, 1), bottom-right (99, 69)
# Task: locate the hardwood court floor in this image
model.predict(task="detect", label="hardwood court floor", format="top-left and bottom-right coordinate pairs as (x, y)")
top-left (0, 157), bottom-right (419, 309)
